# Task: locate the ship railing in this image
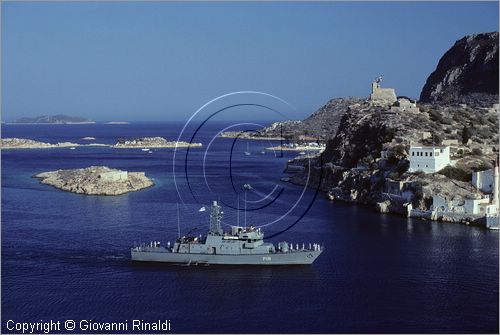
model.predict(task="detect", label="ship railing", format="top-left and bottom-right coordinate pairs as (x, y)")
top-left (277, 242), bottom-right (322, 253)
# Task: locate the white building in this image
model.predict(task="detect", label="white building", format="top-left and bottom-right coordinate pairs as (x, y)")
top-left (464, 198), bottom-right (497, 215)
top-left (472, 164), bottom-right (499, 228)
top-left (472, 169), bottom-right (495, 193)
top-left (390, 97), bottom-right (420, 113)
top-left (409, 146), bottom-right (450, 173)
top-left (385, 180), bottom-right (414, 201)
top-left (98, 170), bottom-right (128, 182)
top-left (486, 215), bottom-right (499, 229)
top-left (432, 195), bottom-right (497, 215)
top-left (432, 195), bottom-right (463, 213)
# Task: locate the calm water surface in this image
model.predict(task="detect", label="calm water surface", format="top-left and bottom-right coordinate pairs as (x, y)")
top-left (2, 123), bottom-right (498, 333)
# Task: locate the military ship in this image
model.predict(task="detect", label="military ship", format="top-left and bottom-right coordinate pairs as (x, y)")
top-left (131, 201), bottom-right (323, 265)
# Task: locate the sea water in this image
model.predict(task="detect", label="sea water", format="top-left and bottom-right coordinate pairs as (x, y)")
top-left (2, 122), bottom-right (498, 333)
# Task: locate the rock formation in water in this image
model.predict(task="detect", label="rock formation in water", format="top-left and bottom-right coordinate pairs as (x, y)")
top-left (35, 166), bottom-right (154, 195)
top-left (114, 137), bottom-right (202, 148)
top-left (1, 138), bottom-right (79, 149)
top-left (1, 137), bottom-right (203, 149)
top-left (420, 32), bottom-right (499, 105)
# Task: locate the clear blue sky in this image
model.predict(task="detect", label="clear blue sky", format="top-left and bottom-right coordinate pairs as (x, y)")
top-left (2, 1), bottom-right (498, 122)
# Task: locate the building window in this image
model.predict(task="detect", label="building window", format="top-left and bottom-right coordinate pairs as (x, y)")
top-left (426, 165), bottom-right (428, 168)
top-left (425, 152), bottom-right (428, 157)
top-left (435, 152), bottom-right (439, 157)
top-left (417, 164), bottom-right (420, 167)
top-left (430, 152), bottom-right (433, 157)
top-left (412, 152), bottom-right (415, 156)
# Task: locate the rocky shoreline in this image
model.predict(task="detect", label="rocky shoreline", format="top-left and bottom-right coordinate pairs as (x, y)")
top-left (278, 32), bottom-right (499, 229)
top-left (283, 97), bottom-right (498, 227)
top-left (219, 131), bottom-right (283, 141)
top-left (35, 166), bottom-right (154, 195)
top-left (266, 144), bottom-right (326, 152)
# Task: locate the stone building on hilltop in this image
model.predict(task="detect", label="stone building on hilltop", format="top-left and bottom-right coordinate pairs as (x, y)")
top-left (390, 97), bottom-right (420, 113)
top-left (369, 76), bottom-right (397, 105)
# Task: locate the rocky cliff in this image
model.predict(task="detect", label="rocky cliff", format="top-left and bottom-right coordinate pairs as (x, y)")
top-left (287, 99), bottom-right (497, 221)
top-left (250, 97), bottom-right (363, 141)
top-left (420, 32), bottom-right (499, 105)
top-left (280, 32), bottom-right (499, 223)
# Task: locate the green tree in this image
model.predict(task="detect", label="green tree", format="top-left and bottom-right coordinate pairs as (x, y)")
top-left (461, 125), bottom-right (471, 145)
top-left (432, 133), bottom-right (443, 146)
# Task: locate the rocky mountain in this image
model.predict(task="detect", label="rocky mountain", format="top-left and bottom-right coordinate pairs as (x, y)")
top-left (256, 97), bottom-right (363, 141)
top-left (278, 32), bottom-right (499, 224)
top-left (286, 99), bottom-right (497, 222)
top-left (420, 32), bottom-right (499, 105)
top-left (15, 114), bottom-right (94, 124)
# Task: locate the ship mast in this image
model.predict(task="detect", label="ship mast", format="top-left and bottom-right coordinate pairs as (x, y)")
top-left (237, 194), bottom-right (240, 227)
top-left (209, 201), bottom-right (223, 235)
top-left (177, 203), bottom-right (181, 238)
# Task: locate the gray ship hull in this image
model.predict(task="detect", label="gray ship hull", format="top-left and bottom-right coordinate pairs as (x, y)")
top-left (131, 249), bottom-right (322, 265)
top-left (131, 201), bottom-right (324, 265)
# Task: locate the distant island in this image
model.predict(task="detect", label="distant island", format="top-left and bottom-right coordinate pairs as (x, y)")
top-left (114, 137), bottom-right (202, 148)
top-left (0, 138), bottom-right (80, 149)
top-left (0, 137), bottom-right (203, 149)
top-left (106, 121), bottom-right (130, 124)
top-left (35, 166), bottom-right (154, 195)
top-left (13, 114), bottom-right (95, 124)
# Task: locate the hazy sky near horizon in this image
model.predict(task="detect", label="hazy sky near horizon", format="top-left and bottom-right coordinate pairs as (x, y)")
top-left (2, 1), bottom-right (498, 122)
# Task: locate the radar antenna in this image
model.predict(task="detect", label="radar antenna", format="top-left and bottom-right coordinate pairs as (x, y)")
top-left (209, 201), bottom-right (223, 235)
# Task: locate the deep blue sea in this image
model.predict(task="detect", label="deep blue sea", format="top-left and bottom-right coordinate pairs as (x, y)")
top-left (1, 122), bottom-right (498, 333)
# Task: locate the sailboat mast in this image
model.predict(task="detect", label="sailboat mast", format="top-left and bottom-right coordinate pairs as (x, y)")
top-left (280, 123), bottom-right (283, 158)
